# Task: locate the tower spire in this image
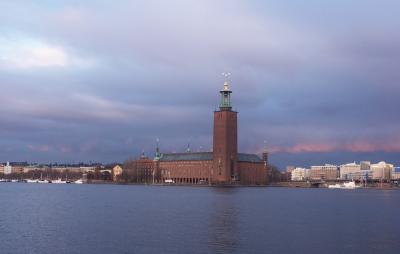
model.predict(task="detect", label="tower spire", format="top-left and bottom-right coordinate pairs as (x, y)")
top-left (262, 140), bottom-right (269, 166)
top-left (263, 140), bottom-right (268, 153)
top-left (155, 138), bottom-right (161, 159)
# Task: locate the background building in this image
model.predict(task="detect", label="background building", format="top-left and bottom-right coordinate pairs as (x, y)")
top-left (371, 161), bottom-right (393, 181)
top-left (4, 162), bottom-right (12, 175)
top-left (112, 165), bottom-right (123, 181)
top-left (340, 162), bottom-right (360, 179)
top-left (291, 167), bottom-right (309, 181)
top-left (360, 161), bottom-right (371, 171)
top-left (392, 167), bottom-right (400, 180)
top-left (340, 162), bottom-right (372, 181)
top-left (310, 164), bottom-right (338, 180)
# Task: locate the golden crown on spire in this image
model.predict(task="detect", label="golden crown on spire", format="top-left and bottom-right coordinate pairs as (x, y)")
top-left (222, 72), bottom-right (231, 91)
top-left (223, 81), bottom-right (230, 91)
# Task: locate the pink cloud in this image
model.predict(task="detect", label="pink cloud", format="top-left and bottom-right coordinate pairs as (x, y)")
top-left (26, 144), bottom-right (50, 152)
top-left (269, 143), bottom-right (337, 153)
top-left (58, 145), bottom-right (72, 153)
top-left (269, 139), bottom-right (400, 154)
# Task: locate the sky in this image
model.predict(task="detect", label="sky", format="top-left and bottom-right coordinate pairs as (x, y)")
top-left (0, 0), bottom-right (399, 169)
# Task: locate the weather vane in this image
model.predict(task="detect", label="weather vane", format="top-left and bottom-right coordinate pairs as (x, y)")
top-left (222, 72), bottom-right (231, 81)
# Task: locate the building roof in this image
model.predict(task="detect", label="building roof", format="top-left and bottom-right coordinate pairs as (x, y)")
top-left (158, 152), bottom-right (262, 163)
top-left (237, 153), bottom-right (263, 163)
top-left (159, 152), bottom-right (213, 161)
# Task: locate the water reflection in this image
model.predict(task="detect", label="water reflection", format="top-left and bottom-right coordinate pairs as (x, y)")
top-left (208, 188), bottom-right (239, 254)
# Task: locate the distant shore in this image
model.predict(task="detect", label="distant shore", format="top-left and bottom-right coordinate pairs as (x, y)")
top-left (87, 180), bottom-right (400, 189)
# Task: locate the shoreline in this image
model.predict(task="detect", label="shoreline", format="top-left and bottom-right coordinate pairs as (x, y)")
top-left (1, 180), bottom-right (399, 190)
top-left (90, 181), bottom-right (400, 190)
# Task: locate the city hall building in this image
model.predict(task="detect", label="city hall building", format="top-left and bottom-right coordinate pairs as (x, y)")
top-left (131, 81), bottom-right (269, 185)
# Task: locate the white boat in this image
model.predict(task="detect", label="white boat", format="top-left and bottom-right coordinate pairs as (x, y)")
top-left (328, 181), bottom-right (360, 189)
top-left (52, 179), bottom-right (67, 184)
top-left (26, 179), bottom-right (38, 183)
top-left (74, 179), bottom-right (84, 184)
top-left (37, 179), bottom-right (50, 184)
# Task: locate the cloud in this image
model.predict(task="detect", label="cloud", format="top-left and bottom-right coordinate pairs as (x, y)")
top-left (0, 37), bottom-right (95, 69)
top-left (269, 140), bottom-right (400, 154)
top-left (2, 44), bottom-right (67, 68)
top-left (0, 0), bottom-right (399, 168)
top-left (27, 144), bottom-right (50, 152)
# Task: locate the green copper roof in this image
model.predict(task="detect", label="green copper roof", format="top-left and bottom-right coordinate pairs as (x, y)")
top-left (158, 152), bottom-right (262, 163)
top-left (159, 152), bottom-right (213, 161)
top-left (237, 153), bottom-right (263, 163)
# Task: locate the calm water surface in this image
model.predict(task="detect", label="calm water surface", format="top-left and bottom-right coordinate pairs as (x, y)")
top-left (0, 184), bottom-right (399, 254)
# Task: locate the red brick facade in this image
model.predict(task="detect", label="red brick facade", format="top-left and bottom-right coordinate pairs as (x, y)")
top-left (134, 157), bottom-right (154, 183)
top-left (159, 160), bottom-right (213, 184)
top-left (238, 162), bottom-right (267, 185)
top-left (212, 110), bottom-right (238, 184)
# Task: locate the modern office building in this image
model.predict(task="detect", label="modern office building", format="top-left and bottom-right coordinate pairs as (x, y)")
top-left (371, 161), bottom-right (393, 180)
top-left (340, 162), bottom-right (373, 180)
top-left (340, 162), bottom-right (360, 179)
top-left (310, 164), bottom-right (339, 180)
top-left (392, 167), bottom-right (400, 180)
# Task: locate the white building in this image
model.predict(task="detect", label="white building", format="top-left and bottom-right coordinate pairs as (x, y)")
top-left (371, 161), bottom-right (393, 180)
top-left (291, 168), bottom-right (309, 181)
top-left (392, 167), bottom-right (400, 180)
top-left (340, 162), bottom-right (360, 179)
top-left (4, 162), bottom-right (12, 175)
top-left (339, 162), bottom-right (373, 180)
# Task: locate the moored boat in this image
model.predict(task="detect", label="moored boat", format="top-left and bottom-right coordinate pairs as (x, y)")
top-left (52, 179), bottom-right (67, 184)
top-left (328, 181), bottom-right (360, 189)
top-left (26, 179), bottom-right (38, 183)
top-left (37, 179), bottom-right (51, 184)
top-left (74, 179), bottom-right (84, 184)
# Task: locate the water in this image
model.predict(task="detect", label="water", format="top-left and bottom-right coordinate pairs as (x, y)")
top-left (0, 184), bottom-right (399, 254)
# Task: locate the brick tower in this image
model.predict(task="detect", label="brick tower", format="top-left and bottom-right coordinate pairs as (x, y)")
top-left (212, 81), bottom-right (238, 184)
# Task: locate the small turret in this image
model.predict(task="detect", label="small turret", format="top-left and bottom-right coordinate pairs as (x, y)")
top-left (154, 138), bottom-right (161, 161)
top-left (219, 72), bottom-right (232, 111)
top-left (140, 150), bottom-right (148, 159)
top-left (262, 141), bottom-right (269, 166)
top-left (219, 81), bottom-right (232, 110)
